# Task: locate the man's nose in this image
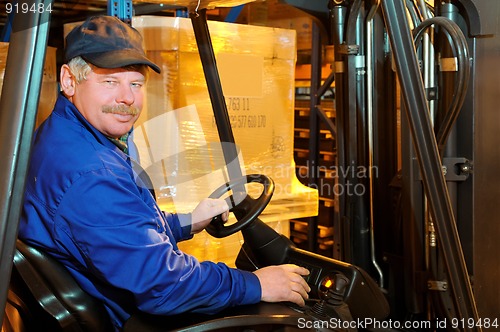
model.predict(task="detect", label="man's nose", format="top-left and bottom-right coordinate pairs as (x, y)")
top-left (116, 83), bottom-right (135, 105)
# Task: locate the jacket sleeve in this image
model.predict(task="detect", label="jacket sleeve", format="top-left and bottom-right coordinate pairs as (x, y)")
top-left (162, 211), bottom-right (193, 242)
top-left (53, 166), bottom-right (262, 316)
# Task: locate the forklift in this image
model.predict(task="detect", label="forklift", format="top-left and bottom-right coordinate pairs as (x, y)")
top-left (1, 0), bottom-right (499, 331)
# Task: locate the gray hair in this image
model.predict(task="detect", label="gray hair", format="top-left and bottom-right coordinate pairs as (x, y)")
top-left (67, 56), bottom-right (92, 83)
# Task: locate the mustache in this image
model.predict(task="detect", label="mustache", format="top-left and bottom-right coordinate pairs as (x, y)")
top-left (102, 105), bottom-right (140, 116)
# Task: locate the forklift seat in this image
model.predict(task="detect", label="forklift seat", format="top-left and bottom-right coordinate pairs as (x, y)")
top-left (6, 240), bottom-right (313, 332)
top-left (6, 239), bottom-right (113, 332)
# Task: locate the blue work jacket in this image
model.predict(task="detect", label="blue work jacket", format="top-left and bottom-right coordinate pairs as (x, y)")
top-left (19, 94), bottom-right (261, 330)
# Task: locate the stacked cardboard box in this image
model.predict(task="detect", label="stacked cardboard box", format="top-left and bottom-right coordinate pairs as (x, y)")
top-left (0, 43), bottom-right (57, 128)
top-left (130, 16), bottom-right (319, 266)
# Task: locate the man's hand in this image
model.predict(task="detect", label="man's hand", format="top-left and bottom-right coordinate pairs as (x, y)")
top-left (253, 264), bottom-right (311, 306)
top-left (191, 198), bottom-right (229, 234)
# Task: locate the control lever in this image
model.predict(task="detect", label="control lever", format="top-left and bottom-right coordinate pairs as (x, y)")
top-left (306, 273), bottom-right (355, 331)
top-left (236, 217), bottom-right (390, 320)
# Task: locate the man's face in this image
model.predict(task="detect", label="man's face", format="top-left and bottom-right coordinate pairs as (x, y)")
top-left (70, 66), bottom-right (146, 138)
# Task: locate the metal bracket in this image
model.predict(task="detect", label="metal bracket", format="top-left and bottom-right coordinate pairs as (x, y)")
top-left (413, 157), bottom-right (472, 182)
top-left (428, 280), bottom-right (448, 291)
top-left (426, 87), bottom-right (438, 100)
top-left (442, 157), bottom-right (472, 182)
top-left (338, 44), bottom-right (360, 55)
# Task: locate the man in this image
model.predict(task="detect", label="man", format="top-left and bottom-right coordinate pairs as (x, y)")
top-left (19, 15), bottom-right (310, 330)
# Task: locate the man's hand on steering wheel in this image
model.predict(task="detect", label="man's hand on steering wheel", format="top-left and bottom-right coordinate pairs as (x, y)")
top-left (189, 174), bottom-right (274, 237)
top-left (190, 198), bottom-right (230, 234)
top-left (206, 174), bottom-right (274, 238)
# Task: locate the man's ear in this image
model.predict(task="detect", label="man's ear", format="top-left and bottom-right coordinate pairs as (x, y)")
top-left (60, 64), bottom-right (76, 97)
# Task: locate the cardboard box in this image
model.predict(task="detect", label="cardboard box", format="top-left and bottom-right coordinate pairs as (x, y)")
top-left (247, 0), bottom-right (313, 50)
top-left (132, 16), bottom-right (319, 264)
top-left (0, 43), bottom-right (57, 127)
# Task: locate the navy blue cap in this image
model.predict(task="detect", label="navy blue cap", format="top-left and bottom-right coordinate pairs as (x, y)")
top-left (65, 15), bottom-right (161, 74)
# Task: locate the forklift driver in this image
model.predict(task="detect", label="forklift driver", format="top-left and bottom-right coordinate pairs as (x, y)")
top-left (18, 15), bottom-right (310, 331)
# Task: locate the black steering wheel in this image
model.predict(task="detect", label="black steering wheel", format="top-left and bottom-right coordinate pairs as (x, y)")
top-left (206, 174), bottom-right (274, 238)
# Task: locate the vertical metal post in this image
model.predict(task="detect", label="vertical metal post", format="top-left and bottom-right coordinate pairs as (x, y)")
top-left (190, 9), bottom-right (244, 184)
top-left (330, 3), bottom-right (347, 260)
top-left (366, 0), bottom-right (384, 289)
top-left (381, 0), bottom-right (480, 328)
top-left (0, 1), bottom-right (52, 324)
top-left (108, 0), bottom-right (133, 25)
top-left (306, 22), bottom-right (322, 252)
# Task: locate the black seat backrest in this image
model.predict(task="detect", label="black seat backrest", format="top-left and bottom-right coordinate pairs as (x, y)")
top-left (7, 239), bottom-right (114, 332)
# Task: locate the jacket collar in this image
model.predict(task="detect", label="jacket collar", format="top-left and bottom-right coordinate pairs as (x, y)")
top-left (53, 93), bottom-right (128, 155)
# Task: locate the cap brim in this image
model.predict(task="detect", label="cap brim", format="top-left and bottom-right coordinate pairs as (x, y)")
top-left (83, 50), bottom-right (161, 74)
